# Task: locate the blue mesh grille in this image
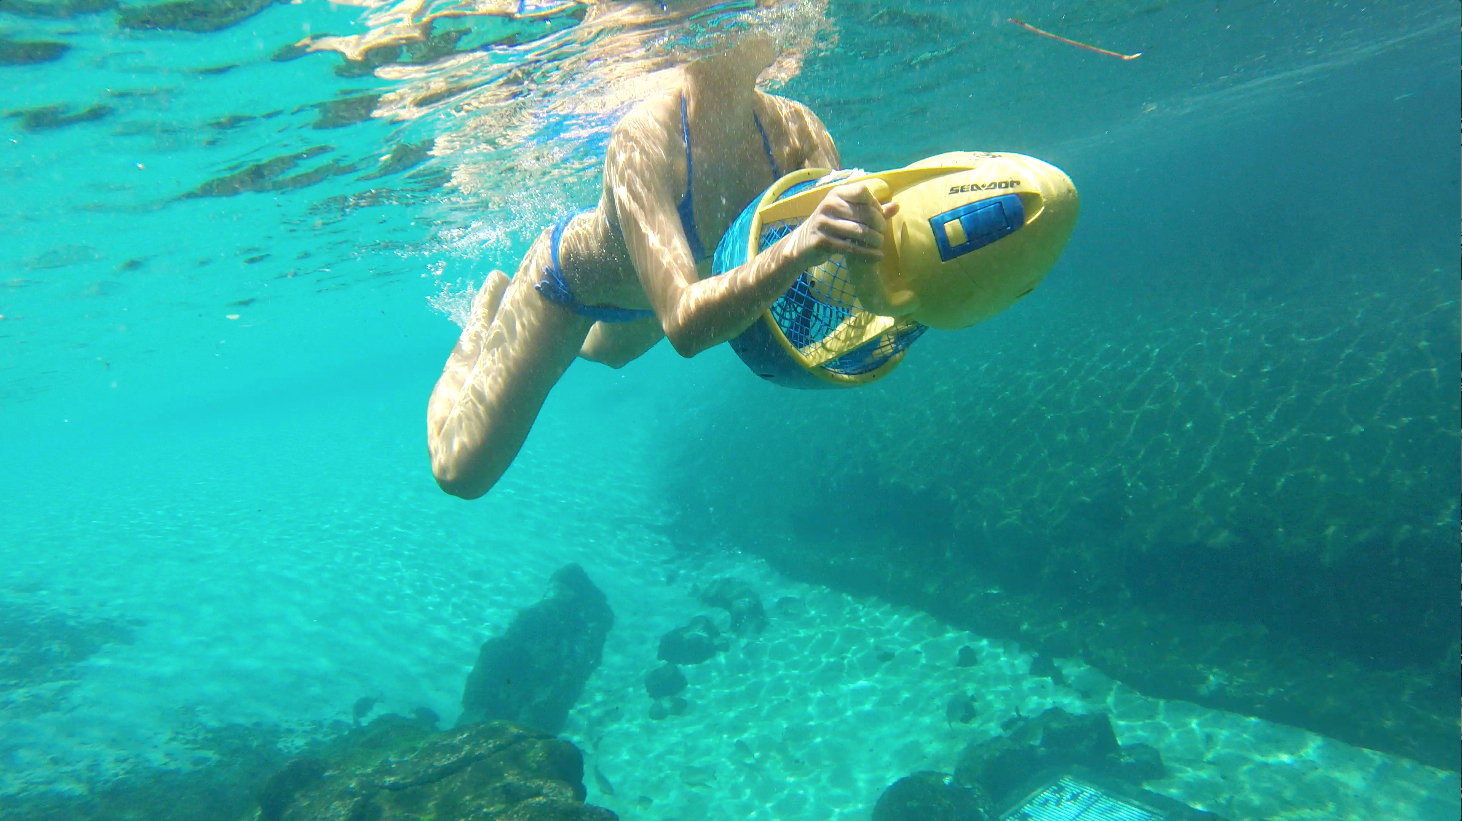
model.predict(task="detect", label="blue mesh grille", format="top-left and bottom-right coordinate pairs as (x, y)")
top-left (759, 219), bottom-right (848, 349)
top-left (712, 176), bottom-right (925, 379)
top-left (712, 194), bottom-right (757, 277)
top-left (758, 219), bottom-right (923, 376)
top-left (824, 322), bottom-right (927, 375)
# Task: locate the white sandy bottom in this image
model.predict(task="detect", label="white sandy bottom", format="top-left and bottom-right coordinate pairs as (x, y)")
top-left (2, 539), bottom-right (1458, 820)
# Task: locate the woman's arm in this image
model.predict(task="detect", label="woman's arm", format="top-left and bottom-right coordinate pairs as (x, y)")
top-left (606, 114), bottom-right (895, 358)
top-left (774, 97), bottom-right (841, 170)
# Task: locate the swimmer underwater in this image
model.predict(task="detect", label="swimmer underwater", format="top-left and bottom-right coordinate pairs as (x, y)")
top-left (427, 1), bottom-right (910, 499)
top-left (427, 0), bottom-right (1078, 499)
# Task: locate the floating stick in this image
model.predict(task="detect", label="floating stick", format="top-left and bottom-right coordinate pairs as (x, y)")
top-left (1008, 17), bottom-right (1142, 61)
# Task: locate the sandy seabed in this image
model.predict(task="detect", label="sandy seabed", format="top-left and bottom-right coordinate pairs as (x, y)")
top-left (561, 549), bottom-right (1458, 821)
top-left (1, 411), bottom-right (1456, 821)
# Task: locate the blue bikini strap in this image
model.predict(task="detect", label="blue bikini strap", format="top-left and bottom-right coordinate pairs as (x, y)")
top-left (680, 93), bottom-right (695, 203)
top-left (679, 94), bottom-right (780, 260)
top-left (534, 214), bottom-right (577, 305)
top-left (534, 213), bottom-right (577, 305)
top-left (678, 94), bottom-right (707, 261)
top-left (754, 112), bottom-right (780, 178)
top-left (537, 213), bottom-right (656, 323)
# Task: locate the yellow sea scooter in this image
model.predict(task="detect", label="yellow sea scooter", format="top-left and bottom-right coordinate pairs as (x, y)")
top-left (711, 151), bottom-right (1079, 388)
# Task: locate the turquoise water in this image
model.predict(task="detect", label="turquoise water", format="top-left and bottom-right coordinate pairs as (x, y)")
top-left (2, 1), bottom-right (1459, 819)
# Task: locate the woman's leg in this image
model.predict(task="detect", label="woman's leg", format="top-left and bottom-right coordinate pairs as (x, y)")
top-left (472, 269), bottom-right (512, 327)
top-left (578, 316), bottom-right (665, 368)
top-left (427, 235), bottom-right (594, 498)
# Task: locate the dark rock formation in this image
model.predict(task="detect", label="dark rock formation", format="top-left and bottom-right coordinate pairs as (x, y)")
top-left (1118, 742), bottom-right (1167, 784)
top-left (644, 663), bottom-right (687, 699)
top-left (0, 37), bottom-right (68, 65)
top-left (351, 696), bottom-right (381, 726)
top-left (181, 146), bottom-right (358, 199)
top-left (657, 615), bottom-right (726, 665)
top-left (944, 693), bottom-right (976, 726)
top-left (1028, 654), bottom-right (1066, 685)
top-left (0, 0), bottom-right (115, 18)
top-left (953, 708), bottom-right (1163, 809)
top-left (308, 93), bottom-right (382, 130)
top-left (872, 771), bottom-right (990, 821)
top-left (257, 757), bottom-right (326, 821)
top-left (6, 103), bottom-right (111, 132)
top-left (0, 598), bottom-right (136, 701)
top-left (360, 139), bottom-right (432, 180)
top-left (117, 0), bottom-right (275, 32)
top-left (412, 706), bottom-right (440, 728)
top-left (773, 596), bottom-right (807, 618)
top-left (699, 577), bottom-right (768, 635)
top-left (261, 717), bottom-right (617, 821)
top-left (459, 564), bottom-right (614, 734)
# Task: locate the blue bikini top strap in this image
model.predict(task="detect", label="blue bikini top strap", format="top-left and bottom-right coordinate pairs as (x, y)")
top-left (680, 93), bottom-right (695, 203)
top-left (754, 112), bottom-right (780, 178)
top-left (678, 93), bottom-right (780, 261)
top-left (677, 94), bottom-right (708, 261)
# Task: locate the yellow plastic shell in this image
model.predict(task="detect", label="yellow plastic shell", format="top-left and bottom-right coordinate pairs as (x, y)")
top-left (755, 152), bottom-right (1080, 331)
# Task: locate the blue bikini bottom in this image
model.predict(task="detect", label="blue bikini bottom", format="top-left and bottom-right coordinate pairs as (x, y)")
top-left (534, 212), bottom-right (657, 324)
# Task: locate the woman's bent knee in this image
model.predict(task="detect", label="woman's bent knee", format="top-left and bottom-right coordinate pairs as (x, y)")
top-left (427, 414), bottom-right (507, 499)
top-left (430, 446), bottom-right (500, 500)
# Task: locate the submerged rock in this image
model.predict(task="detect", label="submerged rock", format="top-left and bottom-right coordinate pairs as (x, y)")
top-left (0, 37), bottom-right (68, 65)
top-left (657, 615), bottom-right (727, 665)
top-left (954, 708), bottom-right (1161, 809)
top-left (360, 139), bottom-right (431, 180)
top-left (0, 0), bottom-right (116, 18)
top-left (6, 103), bottom-right (111, 131)
top-left (872, 771), bottom-right (990, 821)
top-left (644, 663), bottom-right (687, 699)
top-left (257, 757), bottom-right (326, 821)
top-left (944, 692), bottom-right (977, 726)
top-left (260, 719), bottom-right (617, 821)
top-left (351, 696), bottom-right (381, 726)
top-left (117, 0), bottom-right (274, 33)
top-left (308, 93), bottom-right (381, 130)
top-left (699, 577), bottom-right (768, 635)
top-left (181, 146), bottom-right (334, 198)
top-left (1029, 653), bottom-right (1067, 685)
top-left (411, 706), bottom-right (440, 728)
top-left (459, 563), bottom-right (614, 734)
top-left (0, 598), bottom-right (136, 694)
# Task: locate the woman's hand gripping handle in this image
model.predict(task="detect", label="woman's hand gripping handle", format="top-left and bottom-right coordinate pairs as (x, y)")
top-left (786, 180), bottom-right (920, 317)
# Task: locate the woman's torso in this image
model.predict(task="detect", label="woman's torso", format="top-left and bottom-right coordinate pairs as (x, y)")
top-left (557, 88), bottom-right (811, 310)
